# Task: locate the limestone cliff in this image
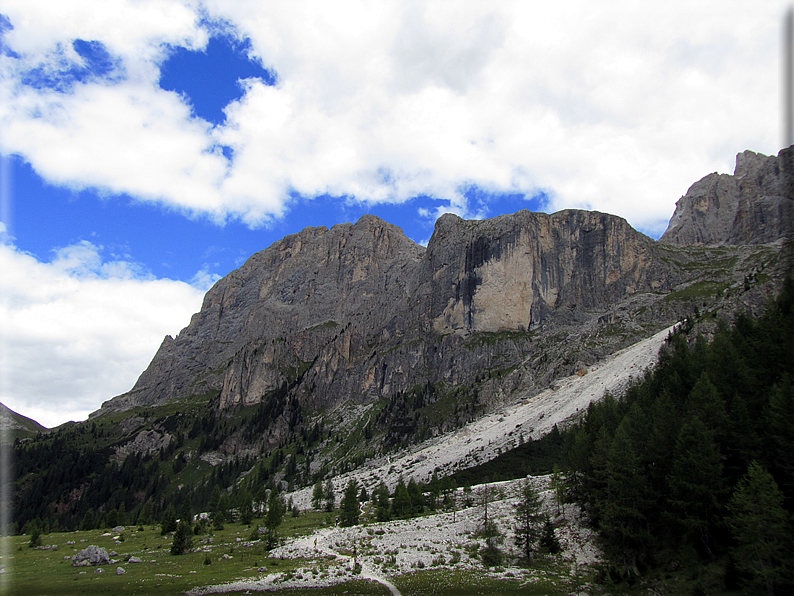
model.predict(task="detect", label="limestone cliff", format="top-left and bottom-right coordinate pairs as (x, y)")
top-left (96, 189), bottom-right (787, 428)
top-left (661, 147), bottom-right (794, 246)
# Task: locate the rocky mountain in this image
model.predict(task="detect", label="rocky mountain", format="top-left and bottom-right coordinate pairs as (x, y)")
top-left (661, 149), bottom-right (794, 246)
top-left (10, 146), bottom-right (793, 544)
top-left (0, 402), bottom-right (47, 443)
top-left (93, 148), bottom-right (793, 459)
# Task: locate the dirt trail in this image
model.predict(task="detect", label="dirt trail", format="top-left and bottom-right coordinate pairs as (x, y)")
top-left (314, 527), bottom-right (402, 596)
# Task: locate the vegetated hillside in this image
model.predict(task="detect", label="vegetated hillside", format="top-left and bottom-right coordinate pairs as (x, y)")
top-left (8, 148), bottom-right (793, 542)
top-left (0, 402), bottom-right (46, 443)
top-left (559, 278), bottom-right (794, 594)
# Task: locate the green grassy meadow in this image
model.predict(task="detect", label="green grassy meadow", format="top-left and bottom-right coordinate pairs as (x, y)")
top-left (2, 514), bottom-right (578, 596)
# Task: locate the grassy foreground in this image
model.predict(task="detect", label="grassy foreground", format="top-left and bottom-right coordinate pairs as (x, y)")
top-left (2, 512), bottom-right (578, 596)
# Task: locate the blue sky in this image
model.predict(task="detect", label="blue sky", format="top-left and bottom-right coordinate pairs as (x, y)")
top-left (0, 1), bottom-right (788, 427)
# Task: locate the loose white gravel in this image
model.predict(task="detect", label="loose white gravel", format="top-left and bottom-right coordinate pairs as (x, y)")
top-left (290, 325), bottom-right (674, 508)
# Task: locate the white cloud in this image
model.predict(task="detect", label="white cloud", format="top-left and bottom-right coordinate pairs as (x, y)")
top-left (0, 237), bottom-right (205, 427)
top-left (0, 0), bottom-right (788, 236)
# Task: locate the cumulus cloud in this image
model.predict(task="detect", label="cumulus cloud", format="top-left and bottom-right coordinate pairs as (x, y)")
top-left (0, 235), bottom-right (205, 427)
top-left (0, 0), bottom-right (787, 237)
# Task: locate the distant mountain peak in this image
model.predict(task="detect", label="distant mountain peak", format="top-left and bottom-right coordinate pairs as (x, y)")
top-left (661, 146), bottom-right (794, 246)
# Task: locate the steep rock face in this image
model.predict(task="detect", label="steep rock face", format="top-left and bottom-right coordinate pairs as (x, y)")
top-left (98, 208), bottom-right (676, 418)
top-left (420, 210), bottom-right (664, 334)
top-left (106, 215), bottom-right (423, 411)
top-left (661, 147), bottom-right (794, 246)
top-left (96, 200), bottom-right (785, 423)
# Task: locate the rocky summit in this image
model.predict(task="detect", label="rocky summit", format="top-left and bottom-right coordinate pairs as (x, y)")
top-left (93, 148), bottom-right (793, 457)
top-left (661, 148), bottom-right (794, 246)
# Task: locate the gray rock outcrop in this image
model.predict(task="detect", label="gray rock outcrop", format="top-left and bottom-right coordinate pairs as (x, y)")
top-left (92, 155), bottom-right (791, 447)
top-left (114, 429), bottom-right (172, 460)
top-left (661, 147), bottom-right (794, 246)
top-left (72, 545), bottom-right (110, 567)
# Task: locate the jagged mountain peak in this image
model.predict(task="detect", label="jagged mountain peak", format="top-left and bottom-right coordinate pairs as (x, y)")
top-left (661, 146), bottom-right (794, 246)
top-left (95, 151), bottom-right (792, 425)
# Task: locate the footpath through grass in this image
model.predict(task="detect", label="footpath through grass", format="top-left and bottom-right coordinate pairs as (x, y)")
top-left (3, 513), bottom-right (580, 596)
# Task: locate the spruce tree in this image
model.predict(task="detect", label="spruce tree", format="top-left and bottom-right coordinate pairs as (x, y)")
top-left (311, 480), bottom-right (324, 510)
top-left (105, 508), bottom-right (119, 529)
top-left (666, 416), bottom-right (722, 556)
top-left (407, 478), bottom-right (424, 515)
top-left (599, 417), bottom-right (650, 576)
top-left (79, 508), bottom-right (95, 531)
top-left (138, 500), bottom-right (153, 526)
top-left (239, 489), bottom-right (253, 525)
top-left (265, 488), bottom-right (285, 548)
top-left (208, 486), bottom-right (221, 517)
top-left (323, 479), bottom-right (335, 512)
top-left (179, 500), bottom-right (192, 528)
top-left (340, 479), bottom-right (360, 527)
top-left (727, 461), bottom-right (790, 596)
top-left (539, 519), bottom-right (561, 554)
top-left (161, 504), bottom-right (177, 535)
top-left (170, 520), bottom-right (192, 555)
top-left (514, 479), bottom-right (544, 564)
top-left (213, 492), bottom-right (227, 530)
top-left (391, 477), bottom-right (410, 518)
top-left (375, 482), bottom-right (391, 522)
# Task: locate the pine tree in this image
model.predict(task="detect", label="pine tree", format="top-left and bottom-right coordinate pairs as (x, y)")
top-left (161, 504), bottom-right (177, 535)
top-left (666, 416), bottom-right (723, 556)
top-left (340, 480), bottom-right (360, 527)
top-left (265, 488), bottom-right (285, 548)
top-left (105, 508), bottom-right (119, 529)
top-left (727, 461), bottom-right (791, 596)
top-left (239, 489), bottom-right (253, 525)
top-left (311, 480), bottom-right (324, 510)
top-left (391, 477), bottom-right (410, 518)
top-left (539, 519), bottom-right (561, 554)
top-left (208, 486), bottom-right (221, 517)
top-left (599, 417), bottom-right (650, 576)
top-left (514, 479), bottom-right (544, 564)
top-left (323, 479), bottom-right (335, 512)
top-left (549, 464), bottom-right (566, 517)
top-left (214, 493), bottom-right (229, 530)
top-left (170, 520), bottom-right (193, 555)
top-left (79, 508), bottom-right (95, 531)
top-left (138, 500), bottom-right (153, 526)
top-left (375, 482), bottom-right (391, 522)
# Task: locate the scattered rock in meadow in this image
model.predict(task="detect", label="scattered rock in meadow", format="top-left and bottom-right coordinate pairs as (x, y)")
top-left (72, 545), bottom-right (110, 567)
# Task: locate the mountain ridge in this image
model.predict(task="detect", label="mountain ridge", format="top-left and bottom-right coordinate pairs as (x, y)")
top-left (93, 148), bottom-right (793, 445)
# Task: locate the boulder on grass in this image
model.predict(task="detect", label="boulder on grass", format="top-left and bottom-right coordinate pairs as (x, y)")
top-left (72, 545), bottom-right (110, 567)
